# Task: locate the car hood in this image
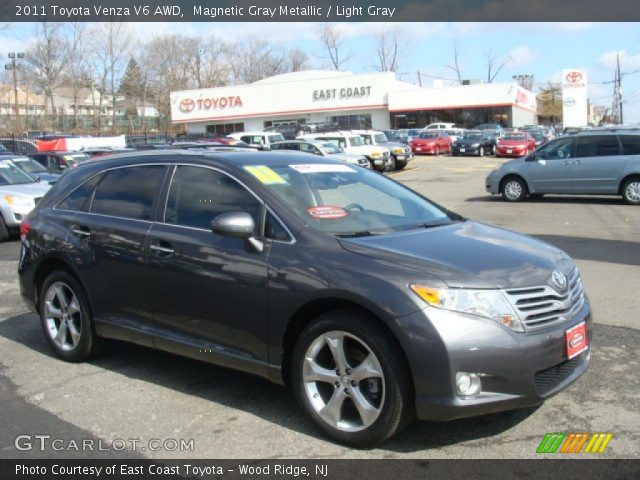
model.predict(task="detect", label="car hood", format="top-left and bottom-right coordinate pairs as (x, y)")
top-left (339, 221), bottom-right (573, 289)
top-left (0, 181), bottom-right (51, 198)
top-left (380, 141), bottom-right (409, 150)
top-left (411, 138), bottom-right (437, 144)
top-left (328, 152), bottom-right (365, 163)
top-left (498, 140), bottom-right (529, 147)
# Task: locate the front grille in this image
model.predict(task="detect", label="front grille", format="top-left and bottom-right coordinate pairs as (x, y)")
top-left (382, 151), bottom-right (389, 157)
top-left (504, 268), bottom-right (584, 331)
top-left (534, 352), bottom-right (587, 396)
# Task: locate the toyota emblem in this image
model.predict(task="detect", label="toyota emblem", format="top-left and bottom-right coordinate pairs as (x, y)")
top-left (551, 271), bottom-right (568, 290)
top-left (179, 98), bottom-right (195, 113)
top-left (565, 71), bottom-right (583, 83)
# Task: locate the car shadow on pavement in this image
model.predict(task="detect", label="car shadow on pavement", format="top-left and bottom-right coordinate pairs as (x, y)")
top-left (465, 195), bottom-right (625, 205)
top-left (533, 235), bottom-right (640, 266)
top-left (0, 313), bottom-right (537, 453)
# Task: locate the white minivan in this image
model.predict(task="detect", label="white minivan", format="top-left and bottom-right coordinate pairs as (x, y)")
top-left (425, 123), bottom-right (457, 130)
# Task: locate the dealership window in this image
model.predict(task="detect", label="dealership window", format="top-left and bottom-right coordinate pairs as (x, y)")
top-left (391, 107), bottom-right (510, 129)
top-left (206, 123), bottom-right (244, 136)
top-left (327, 114), bottom-right (372, 129)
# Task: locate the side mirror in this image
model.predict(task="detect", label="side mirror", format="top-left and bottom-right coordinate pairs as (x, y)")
top-left (211, 211), bottom-right (255, 238)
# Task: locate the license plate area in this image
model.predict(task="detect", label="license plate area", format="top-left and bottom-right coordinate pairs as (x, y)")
top-left (566, 321), bottom-right (588, 359)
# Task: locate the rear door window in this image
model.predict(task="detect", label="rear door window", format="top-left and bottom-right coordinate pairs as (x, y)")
top-left (57, 173), bottom-right (104, 212)
top-left (576, 135), bottom-right (621, 157)
top-left (91, 165), bottom-right (165, 220)
top-left (620, 135), bottom-right (640, 155)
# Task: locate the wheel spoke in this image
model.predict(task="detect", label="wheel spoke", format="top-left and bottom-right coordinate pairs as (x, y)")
top-left (66, 297), bottom-right (80, 316)
top-left (351, 385), bottom-right (381, 428)
top-left (53, 284), bottom-right (68, 310)
top-left (67, 319), bottom-right (81, 346)
top-left (54, 321), bottom-right (68, 347)
top-left (45, 301), bottom-right (63, 318)
top-left (303, 357), bottom-right (339, 384)
top-left (325, 333), bottom-right (349, 373)
top-left (319, 387), bottom-right (346, 426)
top-left (351, 353), bottom-right (383, 383)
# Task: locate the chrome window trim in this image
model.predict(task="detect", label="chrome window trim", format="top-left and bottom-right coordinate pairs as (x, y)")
top-left (53, 161), bottom-right (297, 244)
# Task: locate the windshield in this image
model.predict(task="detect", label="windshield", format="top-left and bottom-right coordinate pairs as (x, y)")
top-left (0, 160), bottom-right (37, 185)
top-left (244, 163), bottom-right (456, 236)
top-left (319, 143), bottom-right (342, 154)
top-left (62, 153), bottom-right (90, 167)
top-left (349, 137), bottom-right (364, 147)
top-left (418, 132), bottom-right (438, 139)
top-left (462, 134), bottom-right (483, 141)
top-left (503, 134), bottom-right (527, 141)
top-left (10, 157), bottom-right (47, 174)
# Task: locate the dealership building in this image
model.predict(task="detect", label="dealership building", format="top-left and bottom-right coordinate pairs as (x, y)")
top-left (170, 70), bottom-right (537, 135)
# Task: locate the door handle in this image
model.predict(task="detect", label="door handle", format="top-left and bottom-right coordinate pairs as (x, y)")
top-left (150, 243), bottom-right (174, 255)
top-left (72, 226), bottom-right (91, 238)
top-left (562, 160), bottom-right (573, 166)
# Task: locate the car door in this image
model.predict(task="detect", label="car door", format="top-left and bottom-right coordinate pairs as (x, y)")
top-left (69, 164), bottom-right (168, 343)
top-left (147, 164), bottom-right (270, 366)
top-left (571, 135), bottom-right (625, 193)
top-left (524, 137), bottom-right (575, 193)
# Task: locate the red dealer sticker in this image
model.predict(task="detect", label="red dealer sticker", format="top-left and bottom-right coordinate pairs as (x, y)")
top-left (307, 206), bottom-right (348, 220)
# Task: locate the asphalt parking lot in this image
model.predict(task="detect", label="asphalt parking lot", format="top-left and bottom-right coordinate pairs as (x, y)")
top-left (0, 154), bottom-right (638, 459)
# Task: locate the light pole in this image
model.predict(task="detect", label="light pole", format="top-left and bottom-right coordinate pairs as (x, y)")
top-left (5, 52), bottom-right (25, 133)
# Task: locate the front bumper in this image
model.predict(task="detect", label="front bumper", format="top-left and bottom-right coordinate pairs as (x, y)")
top-left (411, 145), bottom-right (437, 154)
top-left (485, 171), bottom-right (500, 194)
top-left (0, 203), bottom-right (32, 228)
top-left (393, 299), bottom-right (592, 421)
top-left (452, 146), bottom-right (481, 156)
top-left (496, 148), bottom-right (526, 157)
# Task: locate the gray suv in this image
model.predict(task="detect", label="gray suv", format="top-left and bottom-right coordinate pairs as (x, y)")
top-left (486, 130), bottom-right (640, 204)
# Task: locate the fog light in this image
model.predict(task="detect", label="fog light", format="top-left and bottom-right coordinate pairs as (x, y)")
top-left (456, 372), bottom-right (481, 396)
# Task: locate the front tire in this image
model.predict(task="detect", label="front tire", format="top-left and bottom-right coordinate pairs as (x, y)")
top-left (622, 178), bottom-right (640, 205)
top-left (0, 215), bottom-right (9, 242)
top-left (385, 157), bottom-right (396, 173)
top-left (39, 270), bottom-right (102, 362)
top-left (291, 310), bottom-right (414, 447)
top-left (500, 176), bottom-right (528, 202)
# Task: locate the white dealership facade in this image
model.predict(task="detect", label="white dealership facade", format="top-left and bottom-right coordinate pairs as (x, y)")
top-left (170, 70), bottom-right (537, 134)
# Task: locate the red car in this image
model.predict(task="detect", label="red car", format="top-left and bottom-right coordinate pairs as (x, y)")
top-left (495, 133), bottom-right (536, 157)
top-left (409, 130), bottom-right (452, 155)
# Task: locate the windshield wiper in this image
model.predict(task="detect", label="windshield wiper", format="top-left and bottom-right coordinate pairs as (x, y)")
top-left (336, 230), bottom-right (375, 238)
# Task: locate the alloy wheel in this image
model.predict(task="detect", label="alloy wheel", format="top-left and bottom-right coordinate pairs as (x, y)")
top-left (625, 181), bottom-right (640, 203)
top-left (302, 331), bottom-right (385, 433)
top-left (44, 281), bottom-right (82, 351)
top-left (504, 180), bottom-right (523, 200)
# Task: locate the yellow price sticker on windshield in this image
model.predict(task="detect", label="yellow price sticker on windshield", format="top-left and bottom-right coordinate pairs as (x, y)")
top-left (244, 166), bottom-right (287, 185)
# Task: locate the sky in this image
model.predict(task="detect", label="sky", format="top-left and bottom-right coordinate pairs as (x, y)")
top-left (1, 22), bottom-right (640, 123)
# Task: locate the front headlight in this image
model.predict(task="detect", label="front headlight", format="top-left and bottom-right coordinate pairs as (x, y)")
top-left (371, 151), bottom-right (381, 158)
top-left (471, 143), bottom-right (480, 148)
top-left (3, 194), bottom-right (32, 207)
top-left (393, 147), bottom-right (404, 154)
top-left (410, 284), bottom-right (524, 332)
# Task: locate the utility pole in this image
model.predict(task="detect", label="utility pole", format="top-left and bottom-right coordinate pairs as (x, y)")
top-left (612, 53), bottom-right (623, 125)
top-left (5, 52), bottom-right (25, 133)
top-left (416, 70), bottom-right (422, 87)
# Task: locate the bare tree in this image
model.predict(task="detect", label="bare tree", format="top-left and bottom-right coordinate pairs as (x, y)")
top-left (25, 23), bottom-right (66, 124)
top-left (318, 23), bottom-right (351, 70)
top-left (288, 47), bottom-right (309, 72)
top-left (373, 27), bottom-right (405, 72)
top-left (62, 23), bottom-right (89, 131)
top-left (445, 38), bottom-right (463, 84)
top-left (485, 49), bottom-right (511, 83)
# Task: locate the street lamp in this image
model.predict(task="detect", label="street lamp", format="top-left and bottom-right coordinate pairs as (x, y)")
top-left (5, 52), bottom-right (26, 133)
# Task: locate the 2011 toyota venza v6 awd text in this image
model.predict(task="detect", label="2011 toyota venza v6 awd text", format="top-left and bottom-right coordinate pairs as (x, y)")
top-left (18, 151), bottom-right (592, 447)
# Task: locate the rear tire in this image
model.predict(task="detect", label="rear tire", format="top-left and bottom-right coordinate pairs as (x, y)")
top-left (39, 270), bottom-right (102, 362)
top-left (0, 215), bottom-right (9, 242)
top-left (622, 178), bottom-right (640, 205)
top-left (291, 310), bottom-right (414, 447)
top-left (500, 176), bottom-right (528, 202)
